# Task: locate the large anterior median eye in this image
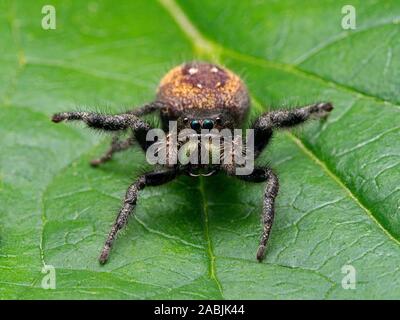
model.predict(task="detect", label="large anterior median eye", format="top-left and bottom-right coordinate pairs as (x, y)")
top-left (202, 119), bottom-right (214, 130)
top-left (190, 120), bottom-right (201, 130)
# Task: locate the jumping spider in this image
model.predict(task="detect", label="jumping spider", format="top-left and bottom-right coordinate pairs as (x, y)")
top-left (51, 61), bottom-right (333, 264)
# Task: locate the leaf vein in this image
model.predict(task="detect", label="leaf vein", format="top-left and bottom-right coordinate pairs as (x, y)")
top-left (159, 0), bottom-right (400, 253)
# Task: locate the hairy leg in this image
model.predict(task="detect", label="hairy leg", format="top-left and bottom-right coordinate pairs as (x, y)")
top-left (252, 102), bottom-right (333, 157)
top-left (87, 102), bottom-right (165, 165)
top-left (99, 169), bottom-right (179, 264)
top-left (90, 134), bottom-right (135, 166)
top-left (51, 111), bottom-right (155, 153)
top-left (52, 112), bottom-right (150, 131)
top-left (233, 166), bottom-right (279, 261)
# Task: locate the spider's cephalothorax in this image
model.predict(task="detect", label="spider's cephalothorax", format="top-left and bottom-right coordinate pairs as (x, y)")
top-left (52, 61), bottom-right (333, 264)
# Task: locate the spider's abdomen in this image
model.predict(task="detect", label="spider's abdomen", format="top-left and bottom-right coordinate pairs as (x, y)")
top-left (156, 62), bottom-right (250, 122)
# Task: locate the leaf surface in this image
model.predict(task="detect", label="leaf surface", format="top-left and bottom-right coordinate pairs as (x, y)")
top-left (0, 0), bottom-right (399, 299)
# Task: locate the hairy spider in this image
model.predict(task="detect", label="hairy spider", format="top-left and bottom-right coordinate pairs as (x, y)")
top-left (51, 61), bottom-right (333, 264)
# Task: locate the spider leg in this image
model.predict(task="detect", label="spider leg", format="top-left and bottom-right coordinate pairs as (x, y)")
top-left (90, 133), bottom-right (135, 167)
top-left (51, 111), bottom-right (155, 152)
top-left (99, 169), bottom-right (179, 264)
top-left (59, 101), bottom-right (164, 166)
top-left (252, 102), bottom-right (333, 157)
top-left (233, 166), bottom-right (279, 262)
top-left (51, 112), bottom-right (149, 131)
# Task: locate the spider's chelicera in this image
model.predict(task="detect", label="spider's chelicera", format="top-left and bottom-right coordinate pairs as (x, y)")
top-left (51, 61), bottom-right (333, 264)
top-left (145, 123), bottom-right (256, 175)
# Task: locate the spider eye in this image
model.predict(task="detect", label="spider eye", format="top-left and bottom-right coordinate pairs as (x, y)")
top-left (215, 117), bottom-right (222, 125)
top-left (183, 117), bottom-right (189, 123)
top-left (190, 120), bottom-right (201, 130)
top-left (202, 119), bottom-right (214, 130)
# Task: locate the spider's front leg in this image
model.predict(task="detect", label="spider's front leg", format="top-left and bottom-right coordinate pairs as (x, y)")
top-left (252, 102), bottom-right (333, 156)
top-left (235, 167), bottom-right (279, 262)
top-left (51, 111), bottom-right (150, 132)
top-left (51, 111), bottom-right (155, 153)
top-left (99, 169), bottom-right (179, 264)
top-left (84, 102), bottom-right (165, 167)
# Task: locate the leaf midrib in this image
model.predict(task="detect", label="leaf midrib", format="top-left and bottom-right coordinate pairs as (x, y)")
top-left (2, 1), bottom-right (26, 106)
top-left (3, 0), bottom-right (398, 298)
top-left (198, 176), bottom-right (224, 297)
top-left (159, 0), bottom-right (400, 109)
top-left (158, 0), bottom-right (400, 250)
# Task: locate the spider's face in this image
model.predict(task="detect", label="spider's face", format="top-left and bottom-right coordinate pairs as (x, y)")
top-left (174, 108), bottom-right (238, 173)
top-left (176, 108), bottom-right (236, 133)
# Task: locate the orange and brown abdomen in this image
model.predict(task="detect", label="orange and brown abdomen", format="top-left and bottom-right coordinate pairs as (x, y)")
top-left (156, 62), bottom-right (250, 122)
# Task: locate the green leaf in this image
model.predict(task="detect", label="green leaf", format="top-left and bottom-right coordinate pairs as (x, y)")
top-left (1, 0), bottom-right (399, 299)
